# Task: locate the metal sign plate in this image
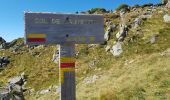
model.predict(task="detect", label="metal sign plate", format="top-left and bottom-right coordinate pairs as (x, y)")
top-left (25, 12), bottom-right (104, 45)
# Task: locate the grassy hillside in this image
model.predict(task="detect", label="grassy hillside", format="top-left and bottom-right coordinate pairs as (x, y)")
top-left (0, 6), bottom-right (170, 100)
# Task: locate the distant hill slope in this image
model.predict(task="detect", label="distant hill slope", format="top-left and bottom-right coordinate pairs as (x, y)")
top-left (0, 5), bottom-right (170, 100)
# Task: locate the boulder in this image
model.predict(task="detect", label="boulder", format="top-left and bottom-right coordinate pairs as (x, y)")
top-left (132, 18), bottom-right (142, 29)
top-left (0, 87), bottom-right (10, 100)
top-left (163, 14), bottom-right (170, 23)
top-left (166, 0), bottom-right (170, 8)
top-left (8, 76), bottom-right (24, 86)
top-left (104, 30), bottom-right (110, 41)
top-left (104, 24), bottom-right (116, 41)
top-left (116, 24), bottom-right (128, 41)
top-left (146, 34), bottom-right (158, 44)
top-left (110, 42), bottom-right (123, 56)
top-left (0, 37), bottom-right (6, 49)
top-left (0, 56), bottom-right (10, 68)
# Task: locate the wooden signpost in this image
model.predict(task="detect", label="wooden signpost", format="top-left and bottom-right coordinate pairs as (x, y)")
top-left (25, 12), bottom-right (104, 100)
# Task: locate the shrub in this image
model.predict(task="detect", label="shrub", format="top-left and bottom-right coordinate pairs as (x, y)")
top-left (142, 3), bottom-right (154, 8)
top-left (133, 4), bottom-right (140, 8)
top-left (116, 4), bottom-right (129, 11)
top-left (88, 8), bottom-right (107, 14)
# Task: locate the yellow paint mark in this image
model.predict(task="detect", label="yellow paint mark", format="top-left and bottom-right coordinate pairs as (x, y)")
top-left (60, 57), bottom-right (75, 63)
top-left (27, 34), bottom-right (46, 38)
top-left (89, 36), bottom-right (95, 42)
top-left (60, 68), bottom-right (75, 84)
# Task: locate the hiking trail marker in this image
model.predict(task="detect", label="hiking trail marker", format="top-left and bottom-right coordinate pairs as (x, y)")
top-left (25, 12), bottom-right (104, 100)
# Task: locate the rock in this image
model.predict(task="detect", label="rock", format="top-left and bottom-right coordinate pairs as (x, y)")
top-left (160, 48), bottom-right (170, 56)
top-left (116, 24), bottom-right (128, 41)
top-left (166, 0), bottom-right (170, 8)
top-left (120, 9), bottom-right (126, 17)
top-left (140, 15), bottom-right (152, 19)
top-left (0, 56), bottom-right (10, 68)
top-left (163, 14), bottom-right (170, 23)
top-left (8, 76), bottom-right (24, 86)
top-left (124, 60), bottom-right (135, 65)
top-left (0, 87), bottom-right (10, 99)
top-left (8, 84), bottom-right (24, 100)
top-left (146, 34), bottom-right (158, 44)
top-left (39, 89), bottom-right (51, 94)
top-left (105, 45), bottom-right (111, 52)
top-left (52, 49), bottom-right (59, 63)
top-left (55, 86), bottom-right (61, 93)
top-left (88, 58), bottom-right (97, 68)
top-left (0, 40), bottom-right (6, 50)
top-left (83, 75), bottom-right (99, 84)
top-left (110, 42), bottom-right (123, 57)
top-left (104, 31), bottom-right (110, 41)
top-left (104, 24), bottom-right (116, 41)
top-left (132, 18), bottom-right (142, 29)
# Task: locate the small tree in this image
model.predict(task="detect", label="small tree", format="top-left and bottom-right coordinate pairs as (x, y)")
top-left (116, 4), bottom-right (129, 11)
top-left (88, 8), bottom-right (107, 14)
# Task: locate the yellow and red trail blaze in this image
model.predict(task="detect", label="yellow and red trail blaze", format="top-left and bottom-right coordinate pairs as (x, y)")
top-left (60, 57), bottom-right (76, 83)
top-left (27, 34), bottom-right (46, 42)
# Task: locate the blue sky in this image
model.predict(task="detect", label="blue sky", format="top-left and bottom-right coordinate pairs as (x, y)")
top-left (0, 0), bottom-right (160, 42)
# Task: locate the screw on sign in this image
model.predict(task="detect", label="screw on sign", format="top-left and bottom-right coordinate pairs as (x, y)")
top-left (24, 12), bottom-right (104, 100)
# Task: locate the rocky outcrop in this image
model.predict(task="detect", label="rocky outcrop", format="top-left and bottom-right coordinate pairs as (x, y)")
top-left (166, 0), bottom-right (170, 8)
top-left (0, 56), bottom-right (10, 68)
top-left (132, 18), bottom-right (142, 29)
top-left (0, 37), bottom-right (6, 49)
top-left (110, 42), bottom-right (123, 56)
top-left (104, 24), bottom-right (116, 41)
top-left (116, 24), bottom-right (128, 41)
top-left (163, 14), bottom-right (170, 23)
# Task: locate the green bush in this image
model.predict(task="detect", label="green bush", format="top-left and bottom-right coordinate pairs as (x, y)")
top-left (88, 8), bottom-right (107, 14)
top-left (133, 4), bottom-right (140, 8)
top-left (142, 3), bottom-right (153, 8)
top-left (116, 4), bottom-right (129, 11)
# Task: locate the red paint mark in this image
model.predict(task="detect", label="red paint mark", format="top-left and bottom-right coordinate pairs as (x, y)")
top-left (61, 63), bottom-right (75, 68)
top-left (27, 38), bottom-right (46, 42)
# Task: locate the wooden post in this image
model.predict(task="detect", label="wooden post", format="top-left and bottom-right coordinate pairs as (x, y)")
top-left (59, 43), bottom-right (76, 100)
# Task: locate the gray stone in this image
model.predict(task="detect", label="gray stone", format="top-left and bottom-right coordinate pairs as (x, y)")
top-left (116, 24), bottom-right (128, 41)
top-left (163, 14), bottom-right (170, 23)
top-left (39, 89), bottom-right (51, 94)
top-left (83, 75), bottom-right (99, 84)
top-left (105, 45), bottom-right (111, 52)
top-left (88, 58), bottom-right (97, 68)
top-left (146, 34), bottom-right (158, 44)
top-left (52, 48), bottom-right (59, 63)
top-left (104, 25), bottom-right (116, 41)
top-left (160, 48), bottom-right (170, 56)
top-left (8, 76), bottom-right (24, 86)
top-left (133, 18), bottom-right (142, 29)
top-left (0, 37), bottom-right (6, 50)
top-left (104, 31), bottom-right (110, 41)
top-left (0, 56), bottom-right (10, 68)
top-left (166, 0), bottom-right (170, 8)
top-left (120, 9), bottom-right (126, 17)
top-left (110, 42), bottom-right (123, 56)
